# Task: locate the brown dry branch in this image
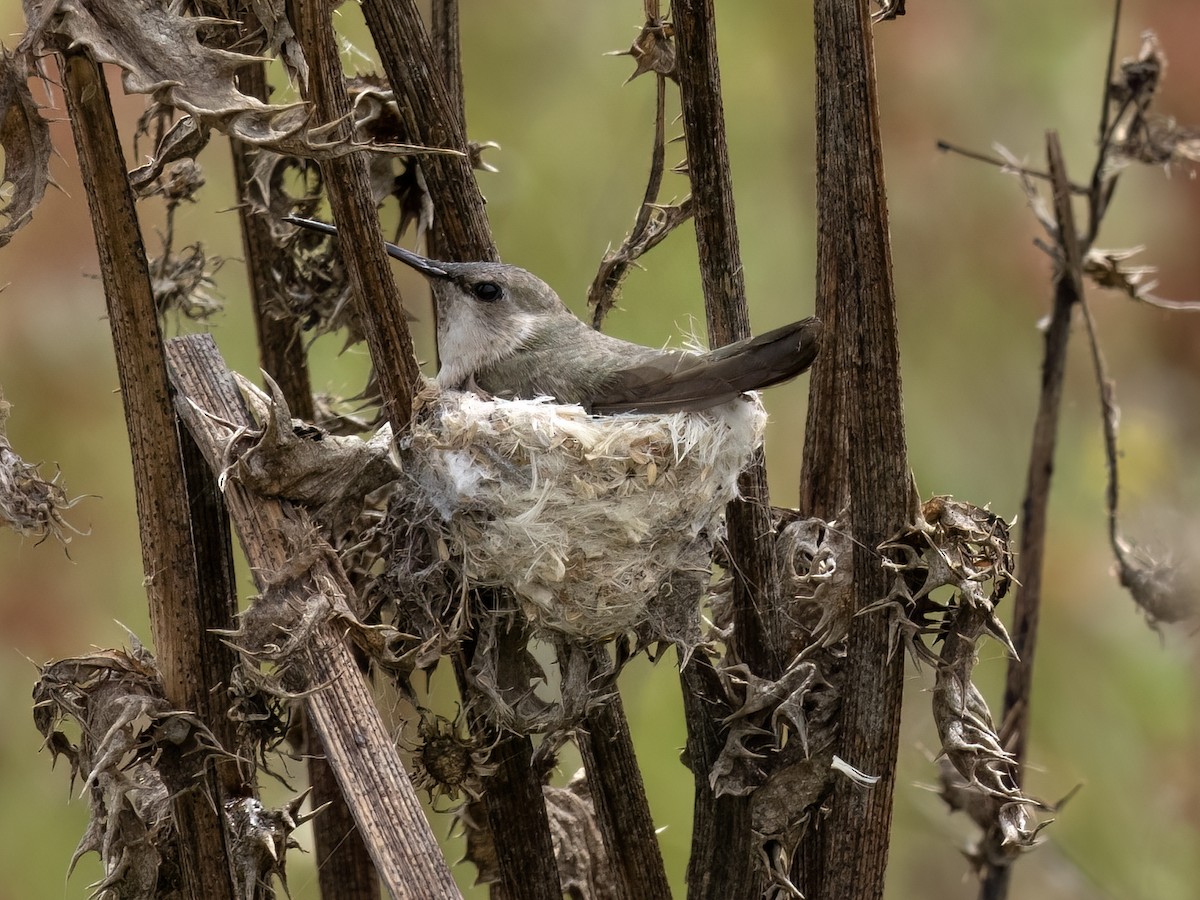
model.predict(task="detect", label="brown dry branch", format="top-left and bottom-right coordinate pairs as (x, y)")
top-left (166, 333), bottom-right (461, 900)
top-left (671, 1), bottom-right (784, 895)
top-left (49, 39), bottom-right (242, 900)
top-left (933, 5), bottom-right (1200, 897)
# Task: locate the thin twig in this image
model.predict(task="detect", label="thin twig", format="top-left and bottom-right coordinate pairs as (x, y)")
top-left (936, 140), bottom-right (1089, 194)
top-left (979, 129), bottom-right (1083, 900)
top-left (589, 71), bottom-right (674, 329)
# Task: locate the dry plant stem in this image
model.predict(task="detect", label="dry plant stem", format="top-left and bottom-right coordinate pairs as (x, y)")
top-left (798, 0), bottom-right (908, 897)
top-left (679, 653), bottom-right (753, 900)
top-left (673, 0), bottom-right (784, 676)
top-left (672, 2), bottom-right (782, 895)
top-left (177, 429), bottom-right (245, 782)
top-left (375, 5), bottom-right (562, 892)
top-left (361, 7), bottom-right (570, 894)
top-left (576, 679), bottom-right (671, 899)
top-left (232, 63), bottom-right (315, 421)
top-left (294, 0), bottom-right (421, 427)
top-left (231, 60), bottom-right (376, 897)
top-left (449, 615), bottom-right (562, 900)
top-left (361, 0), bottom-right (496, 260)
top-left (935, 141), bottom-right (1089, 195)
top-left (166, 334), bottom-right (461, 900)
top-left (430, 0), bottom-right (465, 131)
top-left (979, 131), bottom-right (1082, 900)
top-left (58, 46), bottom-right (237, 900)
top-left (428, 0), bottom-right (463, 329)
top-left (590, 73), bottom-right (671, 329)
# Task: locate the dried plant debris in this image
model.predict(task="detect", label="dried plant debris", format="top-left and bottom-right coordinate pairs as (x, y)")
top-left (713, 652), bottom-right (838, 799)
top-left (150, 241), bottom-right (225, 320)
top-left (545, 771), bottom-right (618, 900)
top-left (1112, 533), bottom-right (1197, 626)
top-left (16, 0), bottom-right (440, 192)
top-left (0, 49), bottom-right (53, 247)
top-left (390, 387), bottom-right (767, 642)
top-left (0, 390), bottom-right (78, 541)
top-left (225, 791), bottom-right (322, 900)
top-left (875, 493), bottom-right (1014, 667)
top-left (32, 642), bottom-right (230, 899)
top-left (873, 494), bottom-right (1044, 863)
top-left (1108, 33), bottom-right (1200, 170)
top-left (703, 514), bottom-right (850, 873)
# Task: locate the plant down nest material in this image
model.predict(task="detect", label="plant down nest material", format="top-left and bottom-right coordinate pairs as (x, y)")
top-left (397, 389), bottom-right (768, 640)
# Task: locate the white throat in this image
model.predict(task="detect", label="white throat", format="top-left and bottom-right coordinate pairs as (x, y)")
top-left (436, 303), bottom-right (540, 389)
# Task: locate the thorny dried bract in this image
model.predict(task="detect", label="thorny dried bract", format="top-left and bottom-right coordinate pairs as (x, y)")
top-left (0, 388), bottom-right (78, 542)
top-left (404, 709), bottom-right (499, 808)
top-left (873, 494), bottom-right (1046, 869)
top-left (705, 515), bottom-right (852, 886)
top-left (31, 641), bottom-right (235, 900)
top-left (608, 18), bottom-right (677, 83)
top-left (225, 791), bottom-right (322, 900)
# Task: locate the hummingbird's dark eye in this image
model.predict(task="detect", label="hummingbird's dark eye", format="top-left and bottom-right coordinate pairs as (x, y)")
top-left (471, 281), bottom-right (503, 302)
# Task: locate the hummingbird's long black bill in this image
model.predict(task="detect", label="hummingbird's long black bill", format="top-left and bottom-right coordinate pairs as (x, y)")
top-left (284, 215), bottom-right (451, 278)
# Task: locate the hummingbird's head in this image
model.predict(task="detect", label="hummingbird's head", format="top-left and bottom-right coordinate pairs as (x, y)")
top-left (380, 245), bottom-right (575, 390)
top-left (281, 217), bottom-right (576, 390)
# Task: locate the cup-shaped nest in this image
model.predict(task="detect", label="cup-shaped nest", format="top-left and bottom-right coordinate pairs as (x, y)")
top-left (397, 390), bottom-right (767, 640)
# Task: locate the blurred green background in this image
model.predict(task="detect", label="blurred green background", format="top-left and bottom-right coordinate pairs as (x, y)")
top-left (2, 1), bottom-right (1198, 898)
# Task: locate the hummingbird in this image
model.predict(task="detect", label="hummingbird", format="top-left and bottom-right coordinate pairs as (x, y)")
top-left (285, 216), bottom-right (822, 414)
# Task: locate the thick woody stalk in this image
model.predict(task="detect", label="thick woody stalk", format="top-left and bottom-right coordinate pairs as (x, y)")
top-left (799, 0), bottom-right (908, 897)
top-left (58, 46), bottom-right (237, 900)
top-left (672, 3), bottom-right (782, 895)
top-left (294, 0), bottom-right (422, 427)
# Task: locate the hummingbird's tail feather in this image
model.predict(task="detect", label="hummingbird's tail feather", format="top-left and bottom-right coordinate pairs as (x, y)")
top-left (591, 317), bottom-right (823, 414)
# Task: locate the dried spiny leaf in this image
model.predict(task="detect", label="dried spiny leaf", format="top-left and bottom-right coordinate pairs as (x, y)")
top-left (135, 148), bottom-right (207, 206)
top-left (544, 772), bottom-right (618, 900)
top-left (607, 19), bottom-right (677, 82)
top-left (776, 514), bottom-right (854, 646)
top-left (0, 49), bottom-right (53, 247)
top-left (33, 646), bottom-right (230, 899)
top-left (226, 791), bottom-right (319, 900)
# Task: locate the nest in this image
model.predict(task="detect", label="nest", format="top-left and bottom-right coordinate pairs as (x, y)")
top-left (396, 389), bottom-right (767, 640)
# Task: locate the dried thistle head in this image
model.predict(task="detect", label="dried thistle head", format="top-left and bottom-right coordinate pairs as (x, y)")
top-left (407, 710), bottom-right (498, 807)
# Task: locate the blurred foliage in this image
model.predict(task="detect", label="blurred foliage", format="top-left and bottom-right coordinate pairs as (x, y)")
top-left (1, 1), bottom-right (1197, 898)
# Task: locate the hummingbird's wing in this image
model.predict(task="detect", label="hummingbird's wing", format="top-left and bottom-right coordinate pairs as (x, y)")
top-left (591, 317), bottom-right (823, 414)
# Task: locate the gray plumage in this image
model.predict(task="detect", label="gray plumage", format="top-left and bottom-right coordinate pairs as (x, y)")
top-left (286, 216), bottom-right (822, 414)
